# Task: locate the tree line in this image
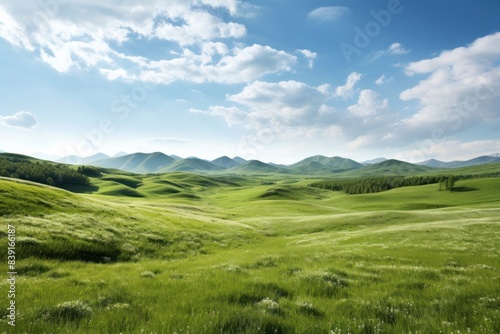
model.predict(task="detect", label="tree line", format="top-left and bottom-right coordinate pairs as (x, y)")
top-left (310, 172), bottom-right (500, 195)
top-left (310, 176), bottom-right (442, 194)
top-left (0, 157), bottom-right (89, 187)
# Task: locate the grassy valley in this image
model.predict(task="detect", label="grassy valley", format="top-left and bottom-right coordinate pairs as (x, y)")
top-left (0, 155), bottom-right (499, 333)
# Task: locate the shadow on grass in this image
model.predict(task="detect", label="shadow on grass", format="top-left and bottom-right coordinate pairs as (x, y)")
top-left (16, 239), bottom-right (126, 263)
top-left (60, 183), bottom-right (99, 194)
top-left (453, 187), bottom-right (478, 192)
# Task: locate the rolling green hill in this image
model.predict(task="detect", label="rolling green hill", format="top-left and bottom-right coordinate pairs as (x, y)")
top-left (342, 159), bottom-right (436, 177)
top-left (211, 156), bottom-right (242, 168)
top-left (1, 164), bottom-right (499, 333)
top-left (231, 160), bottom-right (290, 174)
top-left (92, 152), bottom-right (175, 173)
top-left (161, 157), bottom-right (225, 172)
top-left (290, 155), bottom-right (363, 173)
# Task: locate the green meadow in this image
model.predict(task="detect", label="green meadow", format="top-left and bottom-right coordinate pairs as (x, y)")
top-left (0, 168), bottom-right (499, 333)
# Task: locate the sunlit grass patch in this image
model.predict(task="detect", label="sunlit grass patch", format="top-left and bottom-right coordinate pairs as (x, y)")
top-left (40, 300), bottom-right (93, 322)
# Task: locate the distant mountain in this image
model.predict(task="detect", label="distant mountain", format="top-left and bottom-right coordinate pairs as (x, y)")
top-left (58, 153), bottom-right (110, 165)
top-left (348, 159), bottom-right (434, 177)
top-left (290, 161), bottom-right (332, 174)
top-left (362, 157), bottom-right (387, 165)
top-left (170, 155), bottom-right (183, 161)
top-left (30, 152), bottom-right (61, 162)
top-left (417, 158), bottom-right (447, 168)
top-left (83, 153), bottom-right (110, 164)
top-left (134, 152), bottom-right (176, 173)
top-left (232, 156), bottom-right (248, 164)
top-left (417, 155), bottom-right (500, 168)
top-left (93, 152), bottom-right (175, 173)
top-left (231, 160), bottom-right (288, 174)
top-left (211, 156), bottom-right (241, 169)
top-left (162, 158), bottom-right (224, 172)
top-left (113, 151), bottom-right (128, 158)
top-left (290, 155), bottom-right (363, 173)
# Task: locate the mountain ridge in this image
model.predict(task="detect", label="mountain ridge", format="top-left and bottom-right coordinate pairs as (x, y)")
top-left (3, 151), bottom-right (500, 175)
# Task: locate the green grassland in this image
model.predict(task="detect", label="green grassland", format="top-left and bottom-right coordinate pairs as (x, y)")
top-left (0, 168), bottom-right (499, 333)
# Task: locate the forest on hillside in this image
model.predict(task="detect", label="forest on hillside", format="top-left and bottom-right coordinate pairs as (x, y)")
top-left (310, 173), bottom-right (500, 194)
top-left (0, 156), bottom-right (89, 187)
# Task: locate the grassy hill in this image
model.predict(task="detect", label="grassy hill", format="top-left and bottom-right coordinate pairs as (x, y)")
top-left (1, 159), bottom-right (499, 333)
top-left (211, 156), bottom-right (242, 169)
top-left (93, 152), bottom-right (175, 173)
top-left (92, 152), bottom-right (173, 172)
top-left (161, 157), bottom-right (225, 172)
top-left (290, 155), bottom-right (363, 173)
top-left (231, 160), bottom-right (290, 174)
top-left (343, 159), bottom-right (436, 177)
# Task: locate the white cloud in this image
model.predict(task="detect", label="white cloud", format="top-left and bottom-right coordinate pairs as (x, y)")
top-left (347, 135), bottom-right (375, 150)
top-left (0, 6), bottom-right (33, 50)
top-left (388, 43), bottom-right (410, 55)
top-left (348, 89), bottom-right (389, 117)
top-left (140, 44), bottom-right (297, 84)
top-left (370, 42), bottom-right (410, 61)
top-left (0, 111), bottom-right (39, 130)
top-left (399, 32), bottom-right (500, 131)
top-left (154, 9), bottom-right (246, 46)
top-left (0, 1), bottom-right (294, 85)
top-left (297, 49), bottom-right (317, 68)
top-left (229, 80), bottom-right (334, 128)
top-left (99, 68), bottom-right (137, 81)
top-left (193, 80), bottom-right (400, 150)
top-left (375, 75), bottom-right (388, 85)
top-left (195, 80), bottom-right (335, 132)
top-left (334, 72), bottom-right (362, 99)
top-left (307, 6), bottom-right (349, 23)
top-left (190, 106), bottom-right (247, 126)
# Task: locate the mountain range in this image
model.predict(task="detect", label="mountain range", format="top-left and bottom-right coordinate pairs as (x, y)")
top-left (49, 152), bottom-right (500, 175)
top-left (417, 155), bottom-right (500, 168)
top-left (2, 151), bottom-right (499, 175)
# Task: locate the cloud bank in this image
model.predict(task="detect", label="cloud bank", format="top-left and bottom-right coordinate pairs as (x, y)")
top-left (0, 1), bottom-right (297, 84)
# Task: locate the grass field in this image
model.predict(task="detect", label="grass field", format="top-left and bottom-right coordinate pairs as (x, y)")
top-left (0, 171), bottom-right (499, 333)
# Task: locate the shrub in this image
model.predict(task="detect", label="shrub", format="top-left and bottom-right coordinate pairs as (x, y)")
top-left (42, 300), bottom-right (93, 321)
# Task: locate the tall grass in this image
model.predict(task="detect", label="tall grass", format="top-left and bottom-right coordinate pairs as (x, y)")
top-left (0, 176), bottom-right (499, 333)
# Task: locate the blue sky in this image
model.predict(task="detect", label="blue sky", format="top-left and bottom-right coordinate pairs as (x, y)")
top-left (1, 0), bottom-right (500, 163)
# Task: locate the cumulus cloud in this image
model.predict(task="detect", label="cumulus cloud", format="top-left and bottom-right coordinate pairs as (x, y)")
top-left (193, 79), bottom-right (401, 151)
top-left (375, 74), bottom-right (389, 85)
top-left (334, 72), bottom-right (362, 98)
top-left (194, 80), bottom-right (335, 132)
top-left (399, 32), bottom-right (500, 134)
top-left (370, 42), bottom-right (410, 61)
top-left (0, 111), bottom-right (38, 130)
top-left (0, 1), bottom-right (295, 84)
top-left (297, 49), bottom-right (317, 68)
top-left (348, 90), bottom-right (388, 117)
top-left (388, 43), bottom-right (410, 55)
top-left (228, 80), bottom-right (334, 128)
top-left (138, 44), bottom-right (296, 84)
top-left (307, 6), bottom-right (349, 23)
top-left (190, 106), bottom-right (247, 126)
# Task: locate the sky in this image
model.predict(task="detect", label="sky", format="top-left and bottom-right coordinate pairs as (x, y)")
top-left (1, 0), bottom-right (500, 164)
